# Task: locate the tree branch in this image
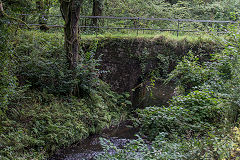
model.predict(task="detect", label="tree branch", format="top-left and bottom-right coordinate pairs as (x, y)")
top-left (0, 1), bottom-right (32, 29)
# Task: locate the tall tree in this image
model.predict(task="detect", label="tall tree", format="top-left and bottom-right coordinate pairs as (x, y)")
top-left (92, 0), bottom-right (104, 26)
top-left (59, 0), bottom-right (83, 70)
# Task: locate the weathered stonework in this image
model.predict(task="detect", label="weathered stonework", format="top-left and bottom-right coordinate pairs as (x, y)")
top-left (81, 36), bottom-right (219, 107)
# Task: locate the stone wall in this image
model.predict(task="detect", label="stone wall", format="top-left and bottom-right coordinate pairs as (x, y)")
top-left (81, 36), bottom-right (219, 107)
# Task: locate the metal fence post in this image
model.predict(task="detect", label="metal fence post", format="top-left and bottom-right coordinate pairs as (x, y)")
top-left (95, 18), bottom-right (96, 37)
top-left (137, 17), bottom-right (139, 36)
top-left (177, 20), bottom-right (180, 37)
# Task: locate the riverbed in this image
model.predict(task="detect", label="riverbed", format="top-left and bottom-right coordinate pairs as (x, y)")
top-left (50, 122), bottom-right (138, 160)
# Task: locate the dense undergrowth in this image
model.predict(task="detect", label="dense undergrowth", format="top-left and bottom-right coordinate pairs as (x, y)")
top-left (0, 27), bottom-right (219, 159)
top-left (97, 24), bottom-right (240, 160)
top-left (1, 0), bottom-right (240, 159)
top-left (0, 29), bottom-right (229, 159)
top-left (0, 30), bottom-right (130, 159)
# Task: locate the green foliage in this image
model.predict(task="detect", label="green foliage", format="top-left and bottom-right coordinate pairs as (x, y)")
top-left (0, 89), bottom-right (128, 159)
top-left (0, 23), bottom-right (17, 119)
top-left (14, 31), bottom-right (70, 94)
top-left (166, 52), bottom-right (209, 92)
top-left (116, 22), bottom-right (240, 160)
top-left (97, 21), bottom-right (240, 160)
top-left (4, 0), bottom-right (240, 35)
top-left (216, 24), bottom-right (240, 107)
top-left (2, 4), bottom-right (240, 159)
top-left (13, 31), bottom-right (106, 97)
top-left (2, 0), bottom-right (36, 13)
top-left (78, 0), bottom-right (240, 35)
top-left (170, 90), bottom-right (221, 123)
top-left (135, 90), bottom-right (222, 139)
top-left (97, 135), bottom-right (161, 160)
top-left (97, 130), bottom-right (234, 160)
top-left (0, 30), bottom-right (131, 159)
top-left (135, 23), bottom-right (240, 140)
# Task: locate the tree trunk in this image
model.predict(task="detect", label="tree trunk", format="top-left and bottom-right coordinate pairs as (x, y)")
top-left (92, 0), bottom-right (104, 26)
top-left (0, 1), bottom-right (3, 17)
top-left (60, 0), bottom-right (83, 70)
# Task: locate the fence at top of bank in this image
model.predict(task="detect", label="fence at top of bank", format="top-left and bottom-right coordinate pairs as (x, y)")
top-left (16, 14), bottom-right (238, 35)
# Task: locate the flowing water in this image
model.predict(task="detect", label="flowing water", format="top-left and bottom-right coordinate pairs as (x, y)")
top-left (49, 82), bottom-right (175, 160)
top-left (50, 122), bottom-right (138, 160)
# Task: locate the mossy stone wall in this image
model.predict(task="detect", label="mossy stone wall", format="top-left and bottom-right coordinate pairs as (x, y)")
top-left (81, 36), bottom-right (220, 107)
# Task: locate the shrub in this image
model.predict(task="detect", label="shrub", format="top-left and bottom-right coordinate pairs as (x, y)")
top-left (13, 31), bottom-right (105, 97)
top-left (135, 90), bottom-right (223, 139)
top-left (97, 130), bottom-right (234, 160)
top-left (166, 52), bottom-right (210, 93)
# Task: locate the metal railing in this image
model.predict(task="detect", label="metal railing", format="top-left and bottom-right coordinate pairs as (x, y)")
top-left (15, 14), bottom-right (238, 36)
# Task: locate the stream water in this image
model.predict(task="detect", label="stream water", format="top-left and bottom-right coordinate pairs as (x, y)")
top-left (50, 122), bottom-right (139, 160)
top-left (49, 82), bottom-right (174, 160)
